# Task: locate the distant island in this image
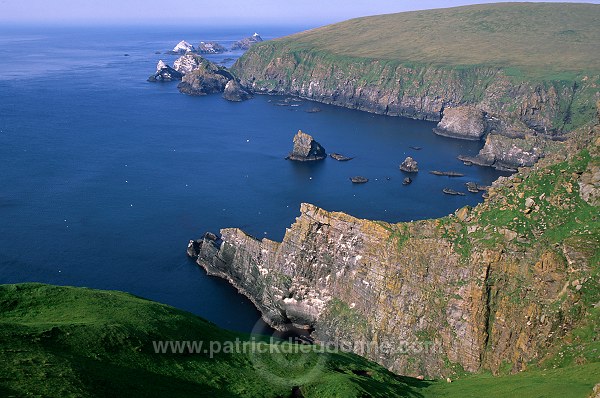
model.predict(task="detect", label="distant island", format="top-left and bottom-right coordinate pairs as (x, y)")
top-left (163, 33), bottom-right (264, 55)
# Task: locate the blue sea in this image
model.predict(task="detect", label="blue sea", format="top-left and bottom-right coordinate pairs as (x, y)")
top-left (0, 25), bottom-right (509, 332)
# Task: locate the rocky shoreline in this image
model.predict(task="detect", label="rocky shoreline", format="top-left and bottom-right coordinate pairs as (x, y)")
top-left (187, 117), bottom-right (599, 377)
top-left (229, 40), bottom-right (597, 170)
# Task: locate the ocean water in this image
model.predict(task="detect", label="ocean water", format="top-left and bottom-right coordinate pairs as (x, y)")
top-left (0, 26), bottom-right (509, 332)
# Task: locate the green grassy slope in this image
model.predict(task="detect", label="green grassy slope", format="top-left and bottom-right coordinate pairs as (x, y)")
top-left (276, 2), bottom-right (600, 78)
top-left (0, 283), bottom-right (426, 397)
top-left (1, 283), bottom-right (598, 397)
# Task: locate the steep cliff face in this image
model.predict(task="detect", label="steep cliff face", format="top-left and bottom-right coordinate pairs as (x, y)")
top-left (230, 3), bottom-right (600, 169)
top-left (190, 125), bottom-right (599, 378)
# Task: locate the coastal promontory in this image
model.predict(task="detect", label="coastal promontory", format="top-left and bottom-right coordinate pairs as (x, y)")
top-left (231, 3), bottom-right (600, 170)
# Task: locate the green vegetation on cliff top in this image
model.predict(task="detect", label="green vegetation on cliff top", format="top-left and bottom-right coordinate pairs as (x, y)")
top-left (1, 283), bottom-right (598, 397)
top-left (270, 2), bottom-right (600, 79)
top-left (277, 3), bottom-right (600, 74)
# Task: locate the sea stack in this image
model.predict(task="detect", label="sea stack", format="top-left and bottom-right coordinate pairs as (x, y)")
top-left (399, 156), bottom-right (419, 173)
top-left (231, 33), bottom-right (264, 50)
top-left (286, 130), bottom-right (326, 161)
top-left (168, 40), bottom-right (196, 54)
top-left (147, 60), bottom-right (183, 82)
top-left (222, 80), bottom-right (253, 102)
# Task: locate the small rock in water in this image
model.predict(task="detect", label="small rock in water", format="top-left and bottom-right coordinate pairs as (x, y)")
top-left (286, 130), bottom-right (326, 161)
top-left (442, 188), bottom-right (466, 196)
top-left (409, 146), bottom-right (422, 150)
top-left (465, 181), bottom-right (479, 193)
top-left (403, 177), bottom-right (412, 185)
top-left (350, 176), bottom-right (369, 184)
top-left (400, 157), bottom-right (419, 173)
top-left (330, 153), bottom-right (353, 161)
top-left (430, 170), bottom-right (465, 177)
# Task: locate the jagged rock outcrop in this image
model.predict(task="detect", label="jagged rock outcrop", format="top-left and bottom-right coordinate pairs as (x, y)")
top-left (189, 128), bottom-right (599, 378)
top-left (462, 134), bottom-right (547, 171)
top-left (399, 156), bottom-right (418, 173)
top-left (177, 57), bottom-right (235, 96)
top-left (198, 41), bottom-right (227, 54)
top-left (167, 40), bottom-right (196, 54)
top-left (147, 60), bottom-right (183, 82)
top-left (286, 130), bottom-right (326, 161)
top-left (231, 33), bottom-right (263, 50)
top-left (578, 141), bottom-right (600, 206)
top-left (222, 79), bottom-right (253, 102)
top-left (173, 54), bottom-right (204, 75)
top-left (434, 106), bottom-right (486, 140)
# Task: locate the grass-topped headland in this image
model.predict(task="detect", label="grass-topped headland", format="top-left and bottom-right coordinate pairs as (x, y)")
top-left (271, 2), bottom-right (600, 79)
top-left (232, 3), bottom-right (600, 139)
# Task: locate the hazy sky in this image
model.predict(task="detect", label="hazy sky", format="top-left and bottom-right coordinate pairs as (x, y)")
top-left (1, 0), bottom-right (598, 25)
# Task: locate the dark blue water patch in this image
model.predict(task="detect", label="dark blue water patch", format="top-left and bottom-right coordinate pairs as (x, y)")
top-left (0, 26), bottom-right (509, 333)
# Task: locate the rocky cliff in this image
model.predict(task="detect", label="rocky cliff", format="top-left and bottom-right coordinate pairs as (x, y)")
top-left (230, 3), bottom-right (600, 169)
top-left (189, 116), bottom-right (599, 378)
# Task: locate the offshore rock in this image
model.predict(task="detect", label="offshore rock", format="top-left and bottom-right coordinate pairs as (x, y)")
top-left (231, 33), bottom-right (263, 50)
top-left (222, 79), bottom-right (253, 102)
top-left (442, 188), bottom-right (466, 195)
top-left (198, 41), bottom-right (227, 54)
top-left (286, 130), bottom-right (326, 161)
top-left (330, 153), bottom-right (353, 161)
top-left (147, 60), bottom-right (183, 82)
top-left (173, 54), bottom-right (204, 75)
top-left (434, 106), bottom-right (486, 140)
top-left (399, 156), bottom-right (418, 173)
top-left (430, 170), bottom-right (465, 177)
top-left (350, 176), bottom-right (368, 184)
top-left (167, 40), bottom-right (196, 55)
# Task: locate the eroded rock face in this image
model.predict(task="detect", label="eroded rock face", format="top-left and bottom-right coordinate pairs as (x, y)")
top-left (434, 106), bottom-right (486, 140)
top-left (147, 60), bottom-right (183, 82)
top-left (400, 156), bottom-right (419, 172)
top-left (286, 130), bottom-right (326, 161)
top-left (173, 54), bottom-right (204, 75)
top-left (177, 58), bottom-right (234, 96)
top-left (222, 79), bottom-right (253, 102)
top-left (578, 138), bottom-right (600, 206)
top-left (473, 133), bottom-right (545, 171)
top-left (188, 199), bottom-right (589, 378)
